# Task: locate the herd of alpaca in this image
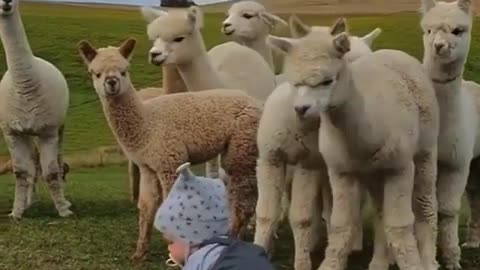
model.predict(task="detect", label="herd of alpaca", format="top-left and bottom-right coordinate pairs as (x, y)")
top-left (2, 0), bottom-right (480, 269)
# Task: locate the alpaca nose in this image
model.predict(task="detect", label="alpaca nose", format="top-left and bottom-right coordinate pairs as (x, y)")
top-left (223, 22), bottom-right (232, 29)
top-left (106, 78), bottom-right (117, 87)
top-left (434, 43), bottom-right (445, 53)
top-left (295, 105), bottom-right (310, 116)
top-left (150, 52), bottom-right (162, 59)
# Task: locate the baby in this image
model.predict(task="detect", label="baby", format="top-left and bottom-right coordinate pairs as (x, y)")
top-left (154, 162), bottom-right (274, 270)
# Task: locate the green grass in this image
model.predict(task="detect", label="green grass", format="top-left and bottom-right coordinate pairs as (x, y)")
top-left (1, 165), bottom-right (479, 270)
top-left (1, 2), bottom-right (480, 270)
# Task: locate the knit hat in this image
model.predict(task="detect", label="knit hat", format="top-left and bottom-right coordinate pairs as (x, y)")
top-left (154, 162), bottom-right (230, 246)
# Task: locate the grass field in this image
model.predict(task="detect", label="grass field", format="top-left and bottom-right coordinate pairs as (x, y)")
top-left (1, 1), bottom-right (480, 270)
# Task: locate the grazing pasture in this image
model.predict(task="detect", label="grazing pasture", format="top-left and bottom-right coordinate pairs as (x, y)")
top-left (0, 2), bottom-right (479, 270)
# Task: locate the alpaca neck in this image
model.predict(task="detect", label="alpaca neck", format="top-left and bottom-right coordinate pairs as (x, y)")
top-left (176, 32), bottom-right (225, 91)
top-left (242, 37), bottom-right (274, 70)
top-left (162, 65), bottom-right (188, 94)
top-left (0, 9), bottom-right (39, 90)
top-left (102, 84), bottom-right (149, 153)
top-left (423, 53), bottom-right (465, 103)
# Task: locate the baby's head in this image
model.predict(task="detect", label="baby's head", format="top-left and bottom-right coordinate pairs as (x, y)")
top-left (154, 162), bottom-right (230, 266)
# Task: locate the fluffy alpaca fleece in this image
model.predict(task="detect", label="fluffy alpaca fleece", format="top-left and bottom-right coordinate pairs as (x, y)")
top-left (268, 17), bottom-right (440, 270)
top-left (421, 0), bottom-right (480, 268)
top-left (141, 5), bottom-right (275, 181)
top-left (221, 1), bottom-right (287, 81)
top-left (0, 0), bottom-right (71, 219)
top-left (253, 15), bottom-right (382, 270)
top-left (78, 38), bottom-right (260, 261)
top-left (127, 65), bottom-right (187, 204)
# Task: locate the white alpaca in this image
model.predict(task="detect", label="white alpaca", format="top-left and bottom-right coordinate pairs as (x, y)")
top-left (268, 17), bottom-right (440, 270)
top-left (141, 6), bottom-right (275, 179)
top-left (421, 0), bottom-right (479, 269)
top-left (221, 0), bottom-right (287, 81)
top-left (0, 0), bottom-right (71, 219)
top-left (254, 15), bottom-right (382, 270)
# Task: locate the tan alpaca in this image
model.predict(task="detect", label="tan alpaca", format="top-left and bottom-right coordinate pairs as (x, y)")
top-left (268, 17), bottom-right (440, 270)
top-left (420, 0), bottom-right (480, 269)
top-left (78, 38), bottom-right (260, 261)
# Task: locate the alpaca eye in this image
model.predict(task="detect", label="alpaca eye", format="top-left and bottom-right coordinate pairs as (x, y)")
top-left (120, 71), bottom-right (127, 77)
top-left (427, 29), bottom-right (431, 34)
top-left (243, 13), bottom-right (254, 19)
top-left (452, 27), bottom-right (464, 36)
top-left (319, 79), bottom-right (334, 86)
top-left (95, 73), bottom-right (101, 78)
top-left (173, 36), bottom-right (185, 42)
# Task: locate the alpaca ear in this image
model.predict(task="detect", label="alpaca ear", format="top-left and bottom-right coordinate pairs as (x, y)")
top-left (118, 38), bottom-right (136, 61)
top-left (333, 33), bottom-right (350, 55)
top-left (78, 40), bottom-right (98, 65)
top-left (260, 12), bottom-right (288, 30)
top-left (420, 0), bottom-right (436, 13)
top-left (289, 14), bottom-right (311, 38)
top-left (267, 35), bottom-right (296, 54)
top-left (360, 28), bottom-right (382, 48)
top-left (330, 17), bottom-right (347, 36)
top-left (187, 6), bottom-right (204, 30)
top-left (458, 0), bottom-right (472, 13)
top-left (141, 6), bottom-right (167, 23)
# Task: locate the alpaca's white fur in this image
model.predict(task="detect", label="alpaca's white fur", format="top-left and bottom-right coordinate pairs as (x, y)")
top-left (141, 6), bottom-right (275, 179)
top-left (222, 0), bottom-right (287, 83)
top-left (421, 1), bottom-right (479, 269)
top-left (268, 17), bottom-right (440, 270)
top-left (0, 0), bottom-right (71, 219)
top-left (253, 15), bottom-right (382, 270)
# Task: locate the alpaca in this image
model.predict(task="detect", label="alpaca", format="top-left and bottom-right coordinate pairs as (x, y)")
top-left (0, 0), bottom-right (71, 219)
top-left (221, 0), bottom-right (287, 79)
top-left (78, 37), bottom-right (260, 260)
top-left (140, 5), bottom-right (275, 182)
top-left (268, 17), bottom-right (440, 270)
top-left (254, 15), bottom-right (382, 270)
top-left (420, 0), bottom-right (480, 268)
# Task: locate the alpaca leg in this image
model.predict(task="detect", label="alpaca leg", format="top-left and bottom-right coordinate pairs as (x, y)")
top-left (206, 156), bottom-right (220, 179)
top-left (383, 161), bottom-right (423, 270)
top-left (318, 170), bottom-right (361, 270)
top-left (26, 149), bottom-right (41, 208)
top-left (132, 167), bottom-right (162, 261)
top-left (437, 166), bottom-right (469, 270)
top-left (412, 151), bottom-right (439, 270)
top-left (463, 161), bottom-right (480, 248)
top-left (368, 184), bottom-right (393, 270)
top-left (253, 158), bottom-right (286, 253)
top-left (279, 165), bottom-right (294, 223)
top-left (5, 134), bottom-right (38, 219)
top-left (352, 186), bottom-right (365, 251)
top-left (289, 166), bottom-right (321, 270)
top-left (128, 160), bottom-right (140, 204)
top-left (37, 131), bottom-right (72, 217)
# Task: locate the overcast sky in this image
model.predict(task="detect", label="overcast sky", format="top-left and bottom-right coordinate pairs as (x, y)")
top-left (40, 0), bottom-right (231, 6)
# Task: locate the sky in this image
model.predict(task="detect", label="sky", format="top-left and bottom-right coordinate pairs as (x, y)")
top-left (38, 0), bottom-right (231, 6)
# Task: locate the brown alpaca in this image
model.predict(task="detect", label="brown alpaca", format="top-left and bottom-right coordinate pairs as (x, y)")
top-left (78, 37), bottom-right (260, 261)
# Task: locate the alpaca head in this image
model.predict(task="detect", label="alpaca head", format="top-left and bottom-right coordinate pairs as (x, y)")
top-left (78, 38), bottom-right (136, 97)
top-left (0, 0), bottom-right (19, 16)
top-left (268, 17), bottom-right (351, 118)
top-left (420, 0), bottom-right (473, 64)
top-left (222, 1), bottom-right (287, 42)
top-left (141, 6), bottom-right (205, 66)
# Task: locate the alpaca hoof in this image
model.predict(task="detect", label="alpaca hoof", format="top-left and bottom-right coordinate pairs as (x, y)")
top-left (445, 262), bottom-right (462, 270)
top-left (130, 251), bottom-right (147, 262)
top-left (461, 240), bottom-right (480, 249)
top-left (8, 211), bottom-right (22, 221)
top-left (58, 209), bottom-right (73, 218)
top-left (64, 200), bottom-right (72, 209)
